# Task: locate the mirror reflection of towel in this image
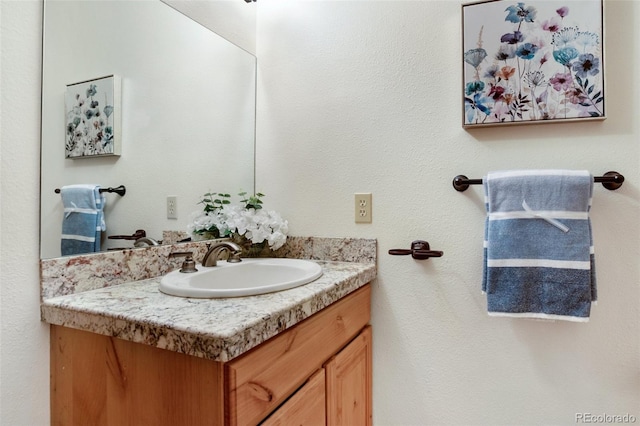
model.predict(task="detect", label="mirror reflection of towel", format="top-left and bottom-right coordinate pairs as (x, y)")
top-left (60, 184), bottom-right (106, 255)
top-left (482, 170), bottom-right (595, 322)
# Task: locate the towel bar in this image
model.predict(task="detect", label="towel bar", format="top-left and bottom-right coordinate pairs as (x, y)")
top-left (55, 185), bottom-right (126, 196)
top-left (452, 171), bottom-right (624, 192)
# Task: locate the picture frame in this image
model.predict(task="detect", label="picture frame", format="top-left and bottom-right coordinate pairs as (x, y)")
top-left (64, 75), bottom-right (121, 158)
top-left (462, 0), bottom-right (605, 128)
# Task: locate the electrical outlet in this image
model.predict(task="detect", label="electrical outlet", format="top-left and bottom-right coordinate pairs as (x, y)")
top-left (167, 196), bottom-right (178, 219)
top-left (355, 193), bottom-right (372, 223)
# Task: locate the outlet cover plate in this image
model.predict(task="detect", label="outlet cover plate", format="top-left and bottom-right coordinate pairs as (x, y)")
top-left (355, 193), bottom-right (372, 223)
top-left (167, 196), bottom-right (178, 219)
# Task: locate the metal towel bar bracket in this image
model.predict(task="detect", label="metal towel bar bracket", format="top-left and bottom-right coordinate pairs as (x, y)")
top-left (452, 171), bottom-right (624, 192)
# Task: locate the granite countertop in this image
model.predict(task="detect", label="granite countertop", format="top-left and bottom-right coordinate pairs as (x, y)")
top-left (41, 260), bottom-right (376, 362)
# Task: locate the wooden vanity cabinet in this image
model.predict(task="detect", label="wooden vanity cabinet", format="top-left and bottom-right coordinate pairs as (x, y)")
top-left (50, 284), bottom-right (371, 426)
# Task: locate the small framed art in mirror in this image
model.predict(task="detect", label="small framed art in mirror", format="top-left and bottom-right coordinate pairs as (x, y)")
top-left (462, 0), bottom-right (605, 128)
top-left (65, 75), bottom-right (121, 158)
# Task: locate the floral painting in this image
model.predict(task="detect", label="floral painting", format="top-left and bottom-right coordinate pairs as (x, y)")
top-left (64, 75), bottom-right (121, 158)
top-left (462, 0), bottom-right (604, 127)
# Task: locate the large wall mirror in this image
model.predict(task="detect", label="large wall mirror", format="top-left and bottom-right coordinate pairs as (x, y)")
top-left (40, 0), bottom-right (256, 259)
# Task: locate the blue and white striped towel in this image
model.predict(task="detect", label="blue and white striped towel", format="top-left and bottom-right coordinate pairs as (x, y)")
top-left (60, 184), bottom-right (106, 255)
top-left (482, 170), bottom-right (596, 322)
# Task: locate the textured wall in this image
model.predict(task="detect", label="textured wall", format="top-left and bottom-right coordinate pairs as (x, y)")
top-left (0, 1), bottom-right (50, 424)
top-left (255, 1), bottom-right (639, 424)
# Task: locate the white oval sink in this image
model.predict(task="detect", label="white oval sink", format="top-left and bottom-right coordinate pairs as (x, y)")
top-left (159, 258), bottom-right (323, 298)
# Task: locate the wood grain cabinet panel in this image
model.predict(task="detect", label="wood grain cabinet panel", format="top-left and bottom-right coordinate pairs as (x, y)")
top-left (50, 284), bottom-right (371, 426)
top-left (225, 285), bottom-right (370, 426)
top-left (260, 369), bottom-right (326, 426)
top-left (326, 325), bottom-right (372, 426)
top-left (50, 325), bottom-right (224, 426)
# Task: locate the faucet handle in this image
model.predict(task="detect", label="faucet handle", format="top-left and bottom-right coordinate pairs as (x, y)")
top-left (169, 251), bottom-right (198, 273)
top-left (227, 250), bottom-right (243, 263)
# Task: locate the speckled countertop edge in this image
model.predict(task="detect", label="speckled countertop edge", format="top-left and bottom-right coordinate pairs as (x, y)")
top-left (41, 261), bottom-right (376, 362)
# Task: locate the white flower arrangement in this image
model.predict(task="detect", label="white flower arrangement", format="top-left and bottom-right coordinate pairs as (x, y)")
top-left (187, 192), bottom-right (289, 250)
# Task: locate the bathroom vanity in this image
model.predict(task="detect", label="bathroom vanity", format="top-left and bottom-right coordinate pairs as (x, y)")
top-left (41, 238), bottom-right (376, 426)
top-left (49, 285), bottom-right (371, 425)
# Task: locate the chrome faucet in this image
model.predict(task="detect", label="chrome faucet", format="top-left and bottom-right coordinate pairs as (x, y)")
top-left (201, 241), bottom-right (243, 267)
top-left (134, 237), bottom-right (160, 247)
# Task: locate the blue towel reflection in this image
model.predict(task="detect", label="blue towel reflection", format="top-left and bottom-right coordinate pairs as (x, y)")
top-left (60, 184), bottom-right (106, 255)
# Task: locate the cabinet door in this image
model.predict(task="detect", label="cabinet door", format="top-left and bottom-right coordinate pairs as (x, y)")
top-left (226, 285), bottom-right (371, 426)
top-left (325, 325), bottom-right (372, 426)
top-left (261, 369), bottom-right (326, 426)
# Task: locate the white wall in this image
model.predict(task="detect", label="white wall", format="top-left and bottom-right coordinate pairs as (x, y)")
top-left (256, 1), bottom-right (639, 425)
top-left (1, 1), bottom-right (50, 424)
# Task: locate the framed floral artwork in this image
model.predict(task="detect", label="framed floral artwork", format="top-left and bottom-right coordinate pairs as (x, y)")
top-left (64, 75), bottom-right (121, 158)
top-left (462, 0), bottom-right (605, 127)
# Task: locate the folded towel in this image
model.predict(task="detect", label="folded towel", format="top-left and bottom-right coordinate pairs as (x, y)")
top-left (482, 170), bottom-right (596, 322)
top-left (60, 184), bottom-right (106, 255)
